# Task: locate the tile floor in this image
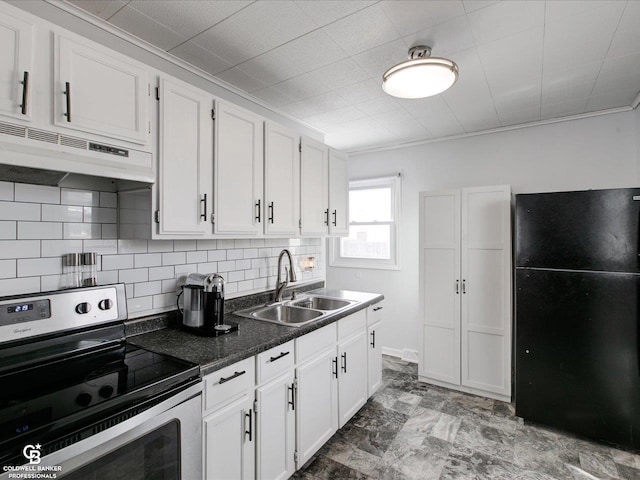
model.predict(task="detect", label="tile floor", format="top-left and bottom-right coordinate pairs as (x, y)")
top-left (294, 356), bottom-right (640, 480)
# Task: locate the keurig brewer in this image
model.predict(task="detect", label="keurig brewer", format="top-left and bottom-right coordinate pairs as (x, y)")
top-left (177, 273), bottom-right (238, 336)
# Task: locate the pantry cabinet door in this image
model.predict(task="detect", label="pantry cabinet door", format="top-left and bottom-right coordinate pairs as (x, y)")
top-left (157, 77), bottom-right (213, 235)
top-left (214, 101), bottom-right (264, 235)
top-left (300, 137), bottom-right (329, 236)
top-left (55, 35), bottom-right (149, 145)
top-left (264, 122), bottom-right (300, 236)
top-left (0, 7), bottom-right (33, 121)
top-left (419, 189), bottom-right (461, 385)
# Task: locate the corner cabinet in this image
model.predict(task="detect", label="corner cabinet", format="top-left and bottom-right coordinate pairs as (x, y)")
top-left (419, 185), bottom-right (512, 401)
top-left (214, 101), bottom-right (264, 236)
top-left (54, 34), bottom-right (150, 146)
top-left (0, 5), bottom-right (33, 122)
top-left (157, 77), bottom-right (213, 236)
top-left (300, 137), bottom-right (329, 236)
top-left (264, 122), bottom-right (300, 237)
top-left (328, 149), bottom-right (349, 235)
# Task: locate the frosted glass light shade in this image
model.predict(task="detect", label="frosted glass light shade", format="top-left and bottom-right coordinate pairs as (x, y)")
top-left (382, 57), bottom-right (458, 99)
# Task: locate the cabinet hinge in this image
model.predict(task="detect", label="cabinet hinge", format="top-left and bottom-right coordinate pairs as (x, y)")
top-left (211, 213), bottom-right (215, 224)
top-left (298, 219), bottom-right (302, 230)
top-left (253, 399), bottom-right (258, 414)
top-left (148, 83), bottom-right (151, 96)
top-left (294, 451), bottom-right (298, 464)
top-left (211, 108), bottom-right (215, 120)
top-left (148, 121), bottom-right (151, 134)
top-left (155, 87), bottom-right (160, 101)
top-left (154, 210), bottom-right (159, 223)
top-left (298, 142), bottom-right (302, 153)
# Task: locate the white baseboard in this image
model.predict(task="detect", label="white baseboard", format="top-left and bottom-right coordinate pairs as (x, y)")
top-left (418, 375), bottom-right (512, 403)
top-left (382, 346), bottom-right (419, 364)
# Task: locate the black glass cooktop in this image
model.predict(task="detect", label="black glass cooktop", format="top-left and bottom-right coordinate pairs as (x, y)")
top-left (0, 342), bottom-right (199, 468)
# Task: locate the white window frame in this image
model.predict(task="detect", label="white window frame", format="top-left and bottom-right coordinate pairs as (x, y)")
top-left (329, 174), bottom-right (401, 270)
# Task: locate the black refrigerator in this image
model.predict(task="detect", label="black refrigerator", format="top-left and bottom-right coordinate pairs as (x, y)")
top-left (515, 187), bottom-right (640, 450)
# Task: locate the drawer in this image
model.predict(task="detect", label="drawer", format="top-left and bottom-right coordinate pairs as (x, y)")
top-left (296, 323), bottom-right (337, 365)
top-left (256, 340), bottom-right (295, 385)
top-left (367, 302), bottom-right (384, 325)
top-left (338, 309), bottom-right (366, 340)
top-left (204, 357), bottom-right (255, 413)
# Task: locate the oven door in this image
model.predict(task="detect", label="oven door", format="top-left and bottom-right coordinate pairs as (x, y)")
top-left (1, 383), bottom-right (202, 480)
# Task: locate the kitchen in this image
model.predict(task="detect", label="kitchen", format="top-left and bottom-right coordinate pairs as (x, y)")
top-left (0, 1), bottom-right (639, 479)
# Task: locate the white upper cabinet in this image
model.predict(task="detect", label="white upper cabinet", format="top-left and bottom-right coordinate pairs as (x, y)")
top-left (300, 137), bottom-right (329, 236)
top-left (54, 34), bottom-right (149, 145)
top-left (214, 101), bottom-right (264, 236)
top-left (157, 77), bottom-right (213, 236)
top-left (264, 122), bottom-right (300, 237)
top-left (0, 6), bottom-right (33, 121)
top-left (328, 149), bottom-right (349, 235)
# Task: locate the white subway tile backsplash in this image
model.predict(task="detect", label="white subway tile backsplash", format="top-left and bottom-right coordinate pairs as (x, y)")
top-left (102, 224), bottom-right (117, 239)
top-left (218, 260), bottom-right (235, 271)
top-left (63, 223), bottom-right (101, 239)
top-left (0, 221), bottom-right (16, 239)
top-left (225, 282), bottom-right (238, 294)
top-left (0, 259), bottom-right (16, 279)
top-left (238, 280), bottom-right (253, 291)
top-left (162, 278), bottom-right (177, 293)
top-left (235, 259), bottom-right (251, 270)
top-left (227, 249), bottom-right (243, 260)
top-left (197, 262), bottom-right (218, 274)
top-left (147, 240), bottom-right (174, 253)
top-left (234, 239), bottom-right (251, 248)
top-left (18, 257), bottom-right (62, 277)
top-left (149, 266), bottom-right (174, 281)
top-left (42, 204), bottom-right (83, 223)
top-left (99, 192), bottom-right (117, 208)
top-left (174, 264), bottom-right (192, 278)
top-left (18, 222), bottom-right (63, 240)
top-left (0, 240), bottom-right (40, 259)
top-left (83, 239), bottom-right (118, 255)
top-left (0, 182), bottom-right (13, 201)
top-left (250, 239), bottom-right (265, 247)
top-left (196, 239), bottom-right (217, 250)
top-left (187, 251), bottom-right (208, 264)
top-left (97, 270), bottom-right (118, 284)
top-left (227, 271), bottom-right (244, 282)
top-left (208, 250), bottom-right (226, 262)
top-left (0, 276), bottom-right (40, 295)
top-left (174, 240), bottom-right (196, 251)
top-left (245, 269), bottom-right (259, 280)
top-left (15, 184), bottom-right (60, 204)
top-left (83, 207), bottom-right (117, 223)
top-left (243, 248), bottom-right (258, 259)
top-left (162, 252), bottom-right (186, 265)
top-left (134, 253), bottom-right (162, 268)
top-left (216, 239), bottom-right (235, 249)
top-left (61, 189), bottom-right (99, 207)
top-left (127, 296), bottom-right (153, 314)
top-left (119, 268), bottom-right (148, 284)
top-left (117, 239), bottom-right (148, 254)
top-left (252, 258), bottom-right (267, 269)
top-left (102, 254), bottom-right (133, 271)
top-left (41, 240), bottom-right (81, 257)
top-left (0, 201), bottom-right (40, 221)
top-left (135, 281), bottom-right (162, 297)
top-left (40, 274), bottom-right (64, 291)
top-left (153, 292), bottom-right (175, 309)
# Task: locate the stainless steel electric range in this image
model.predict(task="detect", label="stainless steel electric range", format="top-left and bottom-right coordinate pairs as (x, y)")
top-left (0, 284), bottom-right (202, 479)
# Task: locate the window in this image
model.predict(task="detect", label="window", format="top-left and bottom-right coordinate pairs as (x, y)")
top-left (330, 175), bottom-right (401, 270)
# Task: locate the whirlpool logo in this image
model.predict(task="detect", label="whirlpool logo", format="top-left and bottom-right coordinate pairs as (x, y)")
top-left (22, 444), bottom-right (41, 465)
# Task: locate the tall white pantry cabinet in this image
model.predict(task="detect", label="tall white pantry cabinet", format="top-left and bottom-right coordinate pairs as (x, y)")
top-left (419, 185), bottom-right (512, 401)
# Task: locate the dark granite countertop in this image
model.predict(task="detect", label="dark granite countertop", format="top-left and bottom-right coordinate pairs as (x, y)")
top-left (127, 288), bottom-right (383, 376)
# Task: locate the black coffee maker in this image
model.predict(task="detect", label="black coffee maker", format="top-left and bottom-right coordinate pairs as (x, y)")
top-left (178, 273), bottom-right (238, 336)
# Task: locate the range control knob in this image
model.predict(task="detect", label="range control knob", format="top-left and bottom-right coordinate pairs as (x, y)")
top-left (98, 299), bottom-right (113, 311)
top-left (98, 385), bottom-right (114, 399)
top-left (75, 302), bottom-right (91, 314)
top-left (76, 392), bottom-right (92, 407)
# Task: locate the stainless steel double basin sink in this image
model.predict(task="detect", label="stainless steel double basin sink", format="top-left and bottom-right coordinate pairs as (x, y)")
top-left (234, 294), bottom-right (357, 327)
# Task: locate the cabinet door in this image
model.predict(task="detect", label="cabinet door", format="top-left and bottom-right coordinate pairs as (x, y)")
top-left (296, 348), bottom-right (338, 467)
top-left (256, 371), bottom-right (295, 480)
top-left (0, 8), bottom-right (33, 121)
top-left (55, 35), bottom-right (149, 145)
top-left (300, 137), bottom-right (329, 236)
top-left (264, 122), bottom-right (300, 236)
top-left (419, 190), bottom-right (461, 385)
top-left (214, 101), bottom-right (264, 235)
top-left (328, 149), bottom-right (349, 235)
top-left (460, 185), bottom-right (511, 396)
top-left (367, 321), bottom-right (382, 397)
top-left (204, 394), bottom-right (255, 480)
top-left (158, 77), bottom-right (213, 235)
top-left (338, 330), bottom-right (368, 428)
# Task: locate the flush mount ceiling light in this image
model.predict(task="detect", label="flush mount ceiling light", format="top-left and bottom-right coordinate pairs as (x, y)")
top-left (382, 46), bottom-right (459, 99)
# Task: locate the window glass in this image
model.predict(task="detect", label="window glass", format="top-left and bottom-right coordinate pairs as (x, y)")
top-left (349, 187), bottom-right (392, 222)
top-left (340, 225), bottom-right (391, 259)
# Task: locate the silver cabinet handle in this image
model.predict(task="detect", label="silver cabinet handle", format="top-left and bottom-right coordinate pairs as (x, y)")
top-left (20, 71), bottom-right (29, 115)
top-left (63, 82), bottom-right (71, 122)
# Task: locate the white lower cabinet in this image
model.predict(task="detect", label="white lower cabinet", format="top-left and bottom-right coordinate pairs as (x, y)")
top-left (337, 328), bottom-right (368, 428)
top-left (204, 394), bottom-right (255, 480)
top-left (367, 321), bottom-right (382, 396)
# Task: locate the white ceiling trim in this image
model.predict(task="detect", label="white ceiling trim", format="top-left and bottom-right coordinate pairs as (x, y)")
top-left (47, 0), bottom-right (325, 137)
top-left (348, 105), bottom-right (633, 156)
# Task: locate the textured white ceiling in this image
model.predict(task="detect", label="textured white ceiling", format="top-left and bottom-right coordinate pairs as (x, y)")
top-left (68, 0), bottom-right (640, 152)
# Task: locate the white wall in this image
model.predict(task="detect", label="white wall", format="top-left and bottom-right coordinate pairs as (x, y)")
top-left (327, 110), bottom-right (639, 360)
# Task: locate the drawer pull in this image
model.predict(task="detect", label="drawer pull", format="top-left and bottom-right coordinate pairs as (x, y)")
top-left (64, 82), bottom-right (71, 122)
top-left (20, 71), bottom-right (29, 115)
top-left (332, 357), bottom-right (338, 378)
top-left (269, 351), bottom-right (290, 362)
top-left (218, 370), bottom-right (246, 384)
top-left (373, 306), bottom-right (383, 311)
top-left (370, 330), bottom-right (376, 349)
